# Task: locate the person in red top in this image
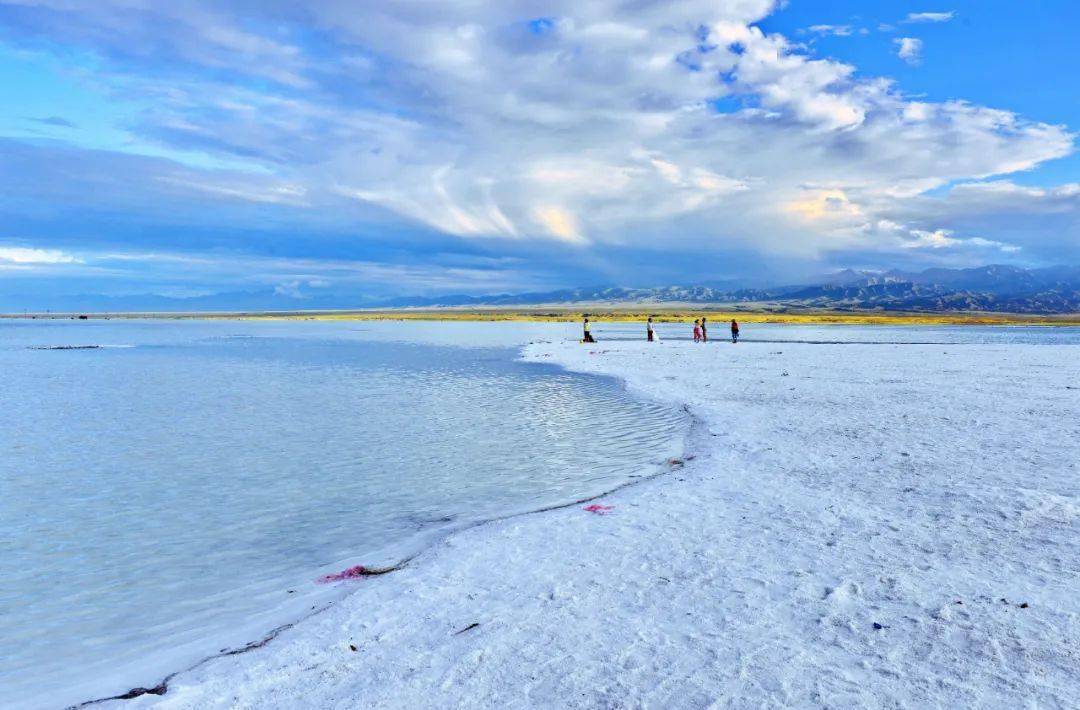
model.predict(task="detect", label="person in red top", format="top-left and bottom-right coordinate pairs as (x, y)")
top-left (730, 319), bottom-right (740, 343)
top-left (693, 319), bottom-right (702, 343)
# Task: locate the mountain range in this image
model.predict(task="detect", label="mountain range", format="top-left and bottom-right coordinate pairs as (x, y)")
top-left (377, 265), bottom-right (1080, 314)
top-left (7, 265), bottom-right (1080, 314)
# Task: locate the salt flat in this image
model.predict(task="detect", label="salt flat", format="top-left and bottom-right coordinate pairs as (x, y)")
top-left (121, 337), bottom-right (1079, 709)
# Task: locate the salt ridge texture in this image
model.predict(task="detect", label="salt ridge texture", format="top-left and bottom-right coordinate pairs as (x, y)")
top-left (115, 339), bottom-right (1079, 709)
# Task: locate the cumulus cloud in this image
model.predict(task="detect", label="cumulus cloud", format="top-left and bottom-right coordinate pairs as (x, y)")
top-left (877, 181), bottom-right (1079, 263)
top-left (895, 37), bottom-right (923, 64)
top-left (0, 0), bottom-right (1075, 285)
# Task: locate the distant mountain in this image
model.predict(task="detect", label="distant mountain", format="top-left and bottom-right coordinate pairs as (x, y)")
top-left (7, 265), bottom-right (1079, 315)
top-left (377, 265), bottom-right (1080, 314)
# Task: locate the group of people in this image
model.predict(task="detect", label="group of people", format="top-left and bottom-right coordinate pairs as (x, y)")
top-left (581, 316), bottom-right (739, 344)
top-left (691, 317), bottom-right (739, 343)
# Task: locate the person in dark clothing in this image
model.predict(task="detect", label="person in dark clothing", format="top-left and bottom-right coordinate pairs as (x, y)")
top-left (700, 317), bottom-right (708, 342)
top-left (731, 319), bottom-right (740, 343)
top-left (647, 316), bottom-right (656, 342)
top-left (582, 316), bottom-right (596, 343)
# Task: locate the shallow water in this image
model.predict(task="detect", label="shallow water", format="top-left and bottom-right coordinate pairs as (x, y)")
top-left (0, 320), bottom-right (688, 708)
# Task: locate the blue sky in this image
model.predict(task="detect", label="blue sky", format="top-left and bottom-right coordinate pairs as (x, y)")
top-left (0, 1), bottom-right (1077, 309)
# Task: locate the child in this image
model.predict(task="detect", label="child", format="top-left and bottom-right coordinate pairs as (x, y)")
top-left (731, 319), bottom-right (740, 343)
top-left (693, 319), bottom-right (702, 343)
top-left (583, 316), bottom-right (596, 343)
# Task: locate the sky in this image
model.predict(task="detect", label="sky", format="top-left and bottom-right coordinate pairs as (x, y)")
top-left (0, 0), bottom-right (1078, 308)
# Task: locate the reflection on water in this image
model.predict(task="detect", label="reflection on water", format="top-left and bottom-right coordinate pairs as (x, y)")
top-left (0, 320), bottom-right (687, 707)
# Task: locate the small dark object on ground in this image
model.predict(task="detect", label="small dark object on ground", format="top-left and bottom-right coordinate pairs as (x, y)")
top-left (872, 622), bottom-right (885, 630)
top-left (1020, 602), bottom-right (1029, 609)
top-left (116, 684), bottom-right (167, 699)
top-left (349, 644), bottom-right (358, 651)
top-left (454, 623), bottom-right (481, 635)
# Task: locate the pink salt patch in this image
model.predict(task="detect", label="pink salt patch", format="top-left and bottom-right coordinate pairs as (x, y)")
top-left (317, 565), bottom-right (370, 583)
top-left (583, 504), bottom-right (615, 515)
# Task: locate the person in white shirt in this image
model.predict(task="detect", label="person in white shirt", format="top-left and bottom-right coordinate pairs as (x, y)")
top-left (647, 316), bottom-right (660, 342)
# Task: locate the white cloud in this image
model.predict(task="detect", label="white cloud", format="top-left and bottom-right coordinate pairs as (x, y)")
top-left (806, 25), bottom-right (853, 37)
top-left (0, 246), bottom-right (81, 264)
top-left (533, 206), bottom-right (585, 244)
top-left (2, 0), bottom-right (1075, 271)
top-left (56, 248), bottom-right (547, 294)
top-left (904, 12), bottom-right (956, 23)
top-left (901, 229), bottom-right (1017, 252)
top-left (895, 37), bottom-right (923, 64)
top-left (902, 229), bottom-right (958, 248)
top-left (157, 176), bottom-right (309, 205)
top-left (273, 280), bottom-right (307, 298)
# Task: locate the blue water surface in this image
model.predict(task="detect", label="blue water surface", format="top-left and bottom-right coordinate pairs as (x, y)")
top-left (0, 319), bottom-right (687, 708)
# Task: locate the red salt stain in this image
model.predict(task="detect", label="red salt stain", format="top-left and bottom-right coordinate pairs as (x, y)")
top-left (317, 565), bottom-right (370, 583)
top-left (583, 504), bottom-right (615, 515)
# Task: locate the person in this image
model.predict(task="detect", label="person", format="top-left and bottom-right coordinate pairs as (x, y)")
top-left (582, 316), bottom-right (596, 343)
top-left (731, 319), bottom-right (740, 343)
top-left (700, 316), bottom-right (708, 342)
top-left (647, 316), bottom-right (658, 342)
top-left (693, 319), bottom-right (702, 343)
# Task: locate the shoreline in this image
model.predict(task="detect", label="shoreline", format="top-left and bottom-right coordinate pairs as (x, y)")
top-left (68, 346), bottom-right (695, 709)
top-left (85, 336), bottom-right (1080, 707)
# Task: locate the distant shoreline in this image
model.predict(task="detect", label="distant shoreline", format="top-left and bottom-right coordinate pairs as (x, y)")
top-left (3, 307), bottom-right (1080, 326)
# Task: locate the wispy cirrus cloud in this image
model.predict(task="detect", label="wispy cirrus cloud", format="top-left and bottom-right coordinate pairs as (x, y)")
top-left (805, 24), bottom-right (854, 37)
top-left (0, 245), bottom-right (81, 264)
top-left (28, 115), bottom-right (76, 128)
top-left (904, 11), bottom-right (956, 23)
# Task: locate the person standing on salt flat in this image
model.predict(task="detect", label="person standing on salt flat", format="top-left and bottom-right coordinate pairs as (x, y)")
top-left (731, 319), bottom-right (740, 343)
top-left (693, 319), bottom-right (702, 343)
top-left (647, 316), bottom-right (659, 342)
top-left (700, 316), bottom-right (708, 342)
top-left (582, 316), bottom-right (596, 343)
